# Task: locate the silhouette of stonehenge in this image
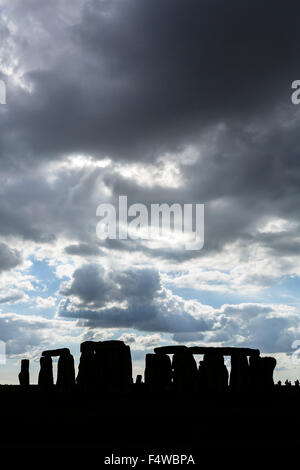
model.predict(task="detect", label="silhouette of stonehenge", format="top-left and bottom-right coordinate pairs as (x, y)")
top-left (17, 341), bottom-right (280, 392)
top-left (38, 348), bottom-right (75, 390)
top-left (146, 346), bottom-right (276, 392)
top-left (35, 341), bottom-right (132, 392)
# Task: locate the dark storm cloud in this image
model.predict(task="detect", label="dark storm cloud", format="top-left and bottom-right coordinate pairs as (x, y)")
top-left (0, 243), bottom-right (22, 272)
top-left (99, 115), bottom-right (300, 262)
top-left (59, 264), bottom-right (164, 311)
top-left (58, 263), bottom-right (300, 353)
top-left (64, 243), bottom-right (103, 256)
top-left (2, 0), bottom-right (300, 167)
top-left (2, 0), bottom-right (300, 362)
top-left (71, 305), bottom-right (211, 333)
top-left (59, 263), bottom-right (114, 306)
top-left (0, 312), bottom-right (73, 356)
top-left (1, 0), bottom-right (300, 262)
top-left (59, 263), bottom-right (216, 332)
top-left (0, 161), bottom-right (112, 242)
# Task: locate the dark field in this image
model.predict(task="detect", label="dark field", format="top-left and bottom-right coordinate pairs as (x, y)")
top-left (0, 385), bottom-right (300, 460)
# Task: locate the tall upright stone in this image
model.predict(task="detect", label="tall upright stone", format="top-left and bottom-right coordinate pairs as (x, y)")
top-left (249, 355), bottom-right (277, 391)
top-left (77, 345), bottom-right (97, 390)
top-left (199, 352), bottom-right (228, 392)
top-left (229, 353), bottom-right (249, 391)
top-left (95, 340), bottom-right (133, 391)
top-left (145, 353), bottom-right (172, 390)
top-left (56, 350), bottom-right (75, 391)
top-left (136, 375), bottom-right (142, 385)
top-left (172, 350), bottom-right (198, 391)
top-left (18, 359), bottom-right (30, 388)
top-left (260, 356), bottom-right (277, 389)
top-left (38, 355), bottom-right (54, 389)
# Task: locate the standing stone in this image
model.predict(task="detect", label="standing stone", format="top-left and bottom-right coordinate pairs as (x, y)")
top-left (229, 354), bottom-right (249, 391)
top-left (18, 359), bottom-right (30, 387)
top-left (80, 341), bottom-right (97, 353)
top-left (172, 350), bottom-right (198, 391)
top-left (249, 355), bottom-right (260, 390)
top-left (77, 349), bottom-right (97, 390)
top-left (249, 355), bottom-right (276, 390)
top-left (145, 353), bottom-right (172, 390)
top-left (136, 375), bottom-right (142, 384)
top-left (56, 350), bottom-right (75, 390)
top-left (94, 340), bottom-right (133, 391)
top-left (199, 352), bottom-right (228, 392)
top-left (260, 356), bottom-right (276, 389)
top-left (38, 355), bottom-right (54, 389)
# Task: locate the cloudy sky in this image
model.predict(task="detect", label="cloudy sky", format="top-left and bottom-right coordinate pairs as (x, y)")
top-left (0, 0), bottom-right (300, 383)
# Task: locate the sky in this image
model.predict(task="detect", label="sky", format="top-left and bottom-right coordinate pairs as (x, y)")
top-left (0, 0), bottom-right (300, 383)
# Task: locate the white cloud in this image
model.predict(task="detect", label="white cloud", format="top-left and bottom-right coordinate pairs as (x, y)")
top-left (0, 312), bottom-right (83, 358)
top-left (34, 296), bottom-right (57, 309)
